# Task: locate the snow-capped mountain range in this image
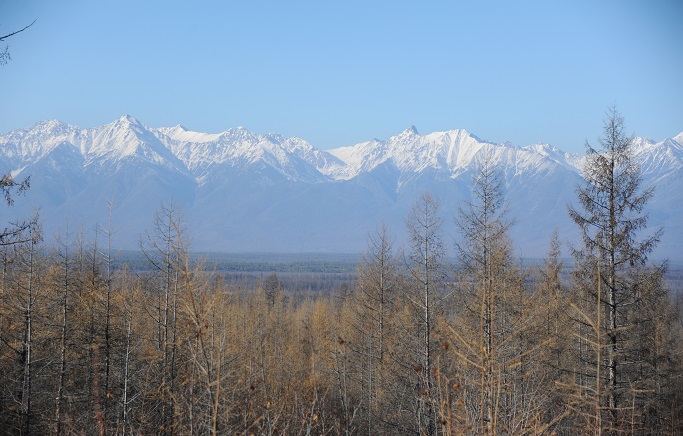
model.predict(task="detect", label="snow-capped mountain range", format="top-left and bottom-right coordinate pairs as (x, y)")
top-left (1, 116), bottom-right (682, 260)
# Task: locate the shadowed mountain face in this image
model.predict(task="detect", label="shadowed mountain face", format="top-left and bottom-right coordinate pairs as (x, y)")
top-left (2, 117), bottom-right (681, 260)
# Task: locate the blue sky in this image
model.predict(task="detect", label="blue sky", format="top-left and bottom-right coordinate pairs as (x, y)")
top-left (1, 0), bottom-right (681, 152)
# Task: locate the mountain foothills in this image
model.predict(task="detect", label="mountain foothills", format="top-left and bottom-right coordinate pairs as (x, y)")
top-left (1, 115), bottom-right (682, 259)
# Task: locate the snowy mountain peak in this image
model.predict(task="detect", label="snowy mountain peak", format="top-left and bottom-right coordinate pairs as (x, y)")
top-left (19, 119), bottom-right (77, 140)
top-left (32, 119), bottom-right (70, 131)
top-left (99, 115), bottom-right (149, 140)
top-left (630, 136), bottom-right (657, 151)
top-left (400, 125), bottom-right (419, 137)
top-left (158, 124), bottom-right (221, 144)
top-left (114, 114), bottom-right (144, 128)
top-left (219, 126), bottom-right (255, 141)
top-left (524, 142), bottom-right (557, 154)
top-left (174, 124), bottom-right (188, 131)
top-left (81, 115), bottom-right (193, 173)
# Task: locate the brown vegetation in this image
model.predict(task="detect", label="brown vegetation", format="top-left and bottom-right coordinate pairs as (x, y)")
top-left (0, 109), bottom-right (682, 435)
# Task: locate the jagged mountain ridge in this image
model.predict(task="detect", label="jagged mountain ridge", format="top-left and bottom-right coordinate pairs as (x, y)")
top-left (1, 116), bottom-right (681, 259)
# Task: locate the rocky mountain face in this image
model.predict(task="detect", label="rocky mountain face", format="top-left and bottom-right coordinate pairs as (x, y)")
top-left (1, 116), bottom-right (681, 260)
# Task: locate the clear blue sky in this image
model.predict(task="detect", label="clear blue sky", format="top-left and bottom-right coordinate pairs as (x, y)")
top-left (1, 0), bottom-right (681, 152)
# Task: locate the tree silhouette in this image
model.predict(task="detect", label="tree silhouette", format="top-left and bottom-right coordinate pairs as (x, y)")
top-left (0, 20), bottom-right (35, 65)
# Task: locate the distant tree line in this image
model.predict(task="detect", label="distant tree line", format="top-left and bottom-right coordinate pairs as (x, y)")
top-left (0, 108), bottom-right (681, 434)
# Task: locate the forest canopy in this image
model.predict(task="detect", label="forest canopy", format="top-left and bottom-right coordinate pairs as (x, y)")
top-left (0, 110), bottom-right (681, 435)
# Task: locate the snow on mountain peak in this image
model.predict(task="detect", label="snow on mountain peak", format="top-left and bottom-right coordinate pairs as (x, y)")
top-left (114, 114), bottom-right (144, 128)
top-left (77, 116), bottom-right (195, 176)
top-left (523, 142), bottom-right (568, 158)
top-left (158, 124), bottom-right (221, 144)
top-left (403, 125), bottom-right (419, 136)
top-left (326, 127), bottom-right (485, 179)
top-left (2, 116), bottom-right (683, 259)
top-left (630, 135), bottom-right (657, 152)
top-left (0, 120), bottom-right (81, 169)
top-left (219, 126), bottom-right (255, 141)
top-left (3, 116), bottom-right (682, 191)
top-left (33, 119), bottom-right (70, 132)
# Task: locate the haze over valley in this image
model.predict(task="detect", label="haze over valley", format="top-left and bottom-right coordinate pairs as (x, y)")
top-left (2, 116), bottom-right (681, 260)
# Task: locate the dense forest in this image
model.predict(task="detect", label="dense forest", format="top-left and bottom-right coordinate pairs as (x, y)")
top-left (1, 110), bottom-right (682, 435)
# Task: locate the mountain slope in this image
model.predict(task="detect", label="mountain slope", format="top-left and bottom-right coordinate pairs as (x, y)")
top-left (1, 119), bottom-right (680, 260)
